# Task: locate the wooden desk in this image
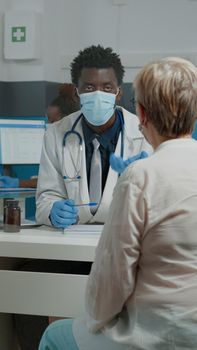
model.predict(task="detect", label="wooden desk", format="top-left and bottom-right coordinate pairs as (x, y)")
top-left (0, 226), bottom-right (101, 349)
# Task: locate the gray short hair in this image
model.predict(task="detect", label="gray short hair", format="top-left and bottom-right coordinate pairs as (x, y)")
top-left (134, 57), bottom-right (197, 137)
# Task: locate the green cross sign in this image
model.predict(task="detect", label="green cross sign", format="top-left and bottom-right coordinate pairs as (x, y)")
top-left (12, 26), bottom-right (26, 42)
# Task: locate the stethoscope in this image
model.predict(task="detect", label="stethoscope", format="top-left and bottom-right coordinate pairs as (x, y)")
top-left (62, 110), bottom-right (124, 182)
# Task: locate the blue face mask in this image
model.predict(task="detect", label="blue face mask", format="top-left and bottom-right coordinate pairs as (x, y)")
top-left (79, 90), bottom-right (117, 126)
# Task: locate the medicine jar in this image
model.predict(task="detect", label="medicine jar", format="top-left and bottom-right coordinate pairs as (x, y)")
top-left (3, 199), bottom-right (21, 233)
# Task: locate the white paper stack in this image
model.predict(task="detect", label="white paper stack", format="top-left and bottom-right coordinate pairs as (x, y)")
top-left (64, 224), bottom-right (103, 237)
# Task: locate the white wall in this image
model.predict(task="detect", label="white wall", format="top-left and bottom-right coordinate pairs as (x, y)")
top-left (0, 0), bottom-right (197, 82)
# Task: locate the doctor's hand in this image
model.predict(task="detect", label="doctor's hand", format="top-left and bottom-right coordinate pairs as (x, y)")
top-left (0, 176), bottom-right (19, 188)
top-left (110, 150), bottom-right (148, 174)
top-left (50, 199), bottom-right (78, 229)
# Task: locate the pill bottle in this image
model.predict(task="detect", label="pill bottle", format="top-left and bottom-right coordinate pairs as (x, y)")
top-left (3, 199), bottom-right (21, 232)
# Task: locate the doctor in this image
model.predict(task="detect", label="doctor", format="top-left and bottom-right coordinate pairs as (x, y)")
top-left (16, 45), bottom-right (153, 350)
top-left (36, 45), bottom-right (151, 227)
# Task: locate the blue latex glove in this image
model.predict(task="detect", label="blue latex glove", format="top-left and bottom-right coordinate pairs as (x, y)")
top-left (50, 199), bottom-right (79, 229)
top-left (110, 151), bottom-right (149, 174)
top-left (0, 176), bottom-right (19, 188)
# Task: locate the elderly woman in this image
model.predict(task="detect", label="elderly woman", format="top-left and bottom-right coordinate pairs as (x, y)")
top-left (39, 57), bottom-right (197, 350)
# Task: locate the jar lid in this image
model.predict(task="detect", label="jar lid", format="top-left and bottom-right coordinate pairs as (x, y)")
top-left (5, 199), bottom-right (19, 207)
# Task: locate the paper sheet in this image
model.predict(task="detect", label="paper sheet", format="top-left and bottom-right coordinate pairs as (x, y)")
top-left (64, 224), bottom-right (103, 236)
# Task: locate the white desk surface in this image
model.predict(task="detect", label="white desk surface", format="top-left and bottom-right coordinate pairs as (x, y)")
top-left (0, 225), bottom-right (101, 262)
top-left (0, 224), bottom-right (102, 348)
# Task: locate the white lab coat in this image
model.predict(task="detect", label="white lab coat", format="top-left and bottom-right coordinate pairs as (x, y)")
top-left (85, 138), bottom-right (197, 349)
top-left (36, 107), bottom-right (152, 226)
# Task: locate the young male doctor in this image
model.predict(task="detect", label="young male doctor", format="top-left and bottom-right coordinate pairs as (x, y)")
top-left (15, 45), bottom-right (152, 350)
top-left (36, 45), bottom-right (151, 227)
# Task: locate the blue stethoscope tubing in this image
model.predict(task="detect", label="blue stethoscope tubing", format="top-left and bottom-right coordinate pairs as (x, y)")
top-left (62, 110), bottom-right (124, 181)
top-left (63, 116), bottom-right (83, 147)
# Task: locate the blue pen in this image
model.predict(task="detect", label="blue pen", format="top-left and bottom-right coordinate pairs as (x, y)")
top-left (73, 202), bottom-right (98, 207)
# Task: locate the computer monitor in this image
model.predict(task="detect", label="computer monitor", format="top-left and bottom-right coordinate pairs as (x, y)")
top-left (0, 117), bottom-right (46, 164)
